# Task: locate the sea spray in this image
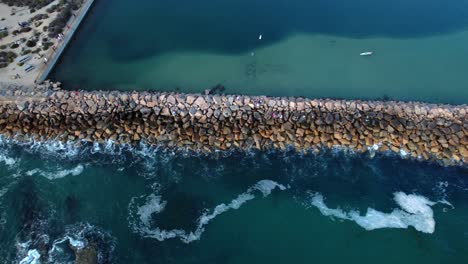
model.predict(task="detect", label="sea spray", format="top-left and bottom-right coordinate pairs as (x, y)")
top-left (128, 180), bottom-right (287, 243)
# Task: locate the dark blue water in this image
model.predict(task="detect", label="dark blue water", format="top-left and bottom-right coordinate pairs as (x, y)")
top-left (75, 0), bottom-right (468, 60)
top-left (0, 139), bottom-right (467, 263)
top-left (7, 1), bottom-right (468, 263)
top-left (49, 0), bottom-right (468, 103)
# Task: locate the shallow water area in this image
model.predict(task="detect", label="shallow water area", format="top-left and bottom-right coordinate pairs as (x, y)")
top-left (0, 139), bottom-right (467, 263)
top-left (49, 0), bottom-right (468, 104)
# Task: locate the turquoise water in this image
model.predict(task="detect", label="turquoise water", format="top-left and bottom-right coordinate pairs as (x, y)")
top-left (49, 0), bottom-right (468, 103)
top-left (5, 0), bottom-right (468, 263)
top-left (0, 139), bottom-right (467, 263)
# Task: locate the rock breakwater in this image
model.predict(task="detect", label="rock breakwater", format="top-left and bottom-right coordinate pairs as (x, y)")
top-left (0, 87), bottom-right (467, 165)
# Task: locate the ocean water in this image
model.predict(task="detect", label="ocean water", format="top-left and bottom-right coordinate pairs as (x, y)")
top-left (0, 138), bottom-right (467, 263)
top-left (6, 0), bottom-right (468, 263)
top-left (49, 0), bottom-right (468, 103)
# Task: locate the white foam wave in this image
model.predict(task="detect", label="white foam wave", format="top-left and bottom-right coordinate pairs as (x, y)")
top-left (136, 194), bottom-right (167, 226)
top-left (26, 164), bottom-right (84, 180)
top-left (0, 146), bottom-right (17, 169)
top-left (19, 249), bottom-right (41, 264)
top-left (129, 180), bottom-right (287, 243)
top-left (0, 153), bottom-right (16, 166)
top-left (399, 149), bottom-right (409, 157)
top-left (308, 192), bottom-right (437, 233)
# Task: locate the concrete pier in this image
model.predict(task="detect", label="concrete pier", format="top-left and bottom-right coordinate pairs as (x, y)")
top-left (35, 0), bottom-right (96, 83)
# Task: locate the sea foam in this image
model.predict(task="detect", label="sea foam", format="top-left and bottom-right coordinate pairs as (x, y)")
top-left (0, 154), bottom-right (16, 166)
top-left (129, 180), bottom-right (287, 243)
top-left (18, 249), bottom-right (41, 264)
top-left (0, 147), bottom-right (17, 168)
top-left (26, 164), bottom-right (84, 180)
top-left (308, 192), bottom-right (437, 233)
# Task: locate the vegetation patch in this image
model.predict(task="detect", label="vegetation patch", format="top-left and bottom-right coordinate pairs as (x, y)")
top-left (47, 3), bottom-right (71, 37)
top-left (42, 41), bottom-right (53, 50)
top-left (0, 50), bottom-right (17, 68)
top-left (19, 26), bottom-right (32, 33)
top-left (26, 39), bottom-right (36, 47)
top-left (0, 31), bottom-right (8, 39)
top-left (29, 13), bottom-right (49, 22)
top-left (0, 0), bottom-right (54, 9)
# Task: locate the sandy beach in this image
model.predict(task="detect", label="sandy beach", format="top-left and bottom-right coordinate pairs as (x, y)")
top-left (0, 1), bottom-right (62, 86)
top-left (0, 0), bottom-right (90, 87)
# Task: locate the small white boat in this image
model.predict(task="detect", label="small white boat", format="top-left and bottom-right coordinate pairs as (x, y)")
top-left (360, 51), bottom-right (373, 56)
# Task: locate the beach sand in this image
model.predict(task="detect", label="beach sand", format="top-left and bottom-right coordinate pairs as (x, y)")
top-left (0, 1), bottom-right (60, 86)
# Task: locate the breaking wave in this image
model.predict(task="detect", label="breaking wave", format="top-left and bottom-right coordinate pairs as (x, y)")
top-left (306, 192), bottom-right (438, 233)
top-left (128, 180), bottom-right (287, 243)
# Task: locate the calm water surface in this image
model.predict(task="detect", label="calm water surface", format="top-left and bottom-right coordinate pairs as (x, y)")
top-left (49, 0), bottom-right (468, 103)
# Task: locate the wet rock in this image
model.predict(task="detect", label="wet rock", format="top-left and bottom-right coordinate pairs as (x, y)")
top-left (140, 107), bottom-right (151, 116)
top-left (186, 95), bottom-right (196, 105)
top-left (194, 97), bottom-right (208, 109)
top-left (222, 108), bottom-right (232, 118)
top-left (450, 123), bottom-right (461, 133)
top-left (72, 243), bottom-right (98, 264)
top-left (325, 113), bottom-right (334, 124)
top-left (253, 112), bottom-right (262, 121)
top-left (167, 95), bottom-right (176, 105)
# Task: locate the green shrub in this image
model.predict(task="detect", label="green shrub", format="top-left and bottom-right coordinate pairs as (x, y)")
top-left (0, 0), bottom-right (54, 9)
top-left (26, 40), bottom-right (36, 47)
top-left (0, 51), bottom-right (17, 64)
top-left (20, 27), bottom-right (32, 33)
top-left (48, 5), bottom-right (72, 37)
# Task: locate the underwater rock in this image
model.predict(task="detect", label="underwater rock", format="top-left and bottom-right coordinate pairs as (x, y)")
top-left (72, 243), bottom-right (98, 264)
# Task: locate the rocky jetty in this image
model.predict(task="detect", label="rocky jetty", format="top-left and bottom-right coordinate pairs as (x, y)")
top-left (0, 85), bottom-right (467, 165)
